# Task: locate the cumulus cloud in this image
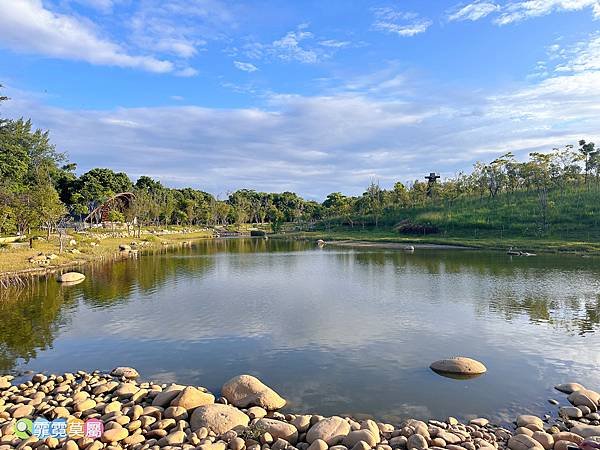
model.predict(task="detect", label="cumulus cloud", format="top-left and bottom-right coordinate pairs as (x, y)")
top-left (234, 61), bottom-right (259, 72)
top-left (0, 0), bottom-right (174, 73)
top-left (372, 8), bottom-right (432, 37)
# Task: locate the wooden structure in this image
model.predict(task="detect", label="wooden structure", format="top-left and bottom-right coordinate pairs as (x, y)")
top-left (83, 192), bottom-right (135, 225)
top-left (425, 172), bottom-right (440, 197)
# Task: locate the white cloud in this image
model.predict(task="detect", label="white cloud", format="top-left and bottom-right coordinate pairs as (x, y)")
top-left (497, 0), bottom-right (600, 24)
top-left (272, 30), bottom-right (319, 63)
top-left (319, 40), bottom-right (352, 48)
top-left (449, 0), bottom-right (600, 24)
top-left (234, 61), bottom-right (259, 72)
top-left (0, 0), bottom-right (174, 73)
top-left (175, 67), bottom-right (199, 77)
top-left (373, 8), bottom-right (432, 37)
top-left (448, 2), bottom-right (500, 21)
top-left (4, 31), bottom-right (600, 198)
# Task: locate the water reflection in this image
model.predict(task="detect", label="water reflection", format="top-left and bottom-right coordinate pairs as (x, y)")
top-left (1, 239), bottom-right (600, 422)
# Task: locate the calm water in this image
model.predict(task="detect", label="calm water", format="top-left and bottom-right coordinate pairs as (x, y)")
top-left (2, 239), bottom-right (600, 424)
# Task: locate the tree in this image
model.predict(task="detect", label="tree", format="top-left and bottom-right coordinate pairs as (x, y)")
top-left (77, 168), bottom-right (133, 204)
top-left (578, 140), bottom-right (596, 187)
top-left (33, 181), bottom-right (67, 239)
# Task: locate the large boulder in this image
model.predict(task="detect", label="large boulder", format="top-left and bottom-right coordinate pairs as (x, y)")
top-left (430, 357), bottom-right (486, 375)
top-left (171, 386), bottom-right (215, 410)
top-left (307, 417), bottom-right (351, 445)
top-left (190, 404), bottom-right (250, 434)
top-left (256, 418), bottom-right (299, 444)
top-left (58, 272), bottom-right (86, 283)
top-left (221, 375), bottom-right (286, 410)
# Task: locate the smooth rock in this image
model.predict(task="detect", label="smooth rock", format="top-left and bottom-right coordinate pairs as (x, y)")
top-left (307, 417), bottom-right (351, 446)
top-left (101, 428), bottom-right (129, 443)
top-left (351, 442), bottom-right (371, 450)
top-left (531, 432), bottom-right (553, 450)
top-left (247, 407), bottom-right (267, 419)
top-left (507, 435), bottom-right (543, 450)
top-left (407, 434), bottom-right (428, 450)
top-left (516, 416), bottom-right (544, 430)
top-left (58, 272), bottom-right (86, 283)
top-left (152, 385), bottom-right (185, 407)
top-left (291, 415), bottom-right (312, 433)
top-left (571, 425), bottom-right (600, 438)
top-left (190, 404), bottom-right (250, 434)
top-left (560, 407), bottom-right (583, 419)
top-left (171, 386), bottom-right (215, 410)
top-left (343, 430), bottom-right (378, 448)
top-left (429, 357), bottom-right (487, 375)
top-left (552, 433), bottom-right (584, 445)
top-left (555, 384), bottom-right (586, 394)
top-left (110, 367), bottom-right (139, 379)
top-left (221, 375), bottom-right (286, 410)
top-left (114, 383), bottom-right (138, 398)
top-left (307, 439), bottom-right (329, 450)
top-left (470, 418), bottom-right (489, 427)
top-left (256, 419), bottom-right (298, 444)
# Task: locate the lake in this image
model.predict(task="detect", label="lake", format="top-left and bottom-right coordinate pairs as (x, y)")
top-left (2, 238), bottom-right (600, 424)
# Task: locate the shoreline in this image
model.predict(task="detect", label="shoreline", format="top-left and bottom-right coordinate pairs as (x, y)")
top-left (322, 240), bottom-right (474, 251)
top-left (277, 232), bottom-right (600, 256)
top-left (1, 369), bottom-right (598, 450)
top-left (0, 230), bottom-right (214, 287)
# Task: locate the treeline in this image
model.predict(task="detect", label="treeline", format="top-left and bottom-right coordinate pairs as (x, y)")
top-left (1, 86), bottom-right (599, 237)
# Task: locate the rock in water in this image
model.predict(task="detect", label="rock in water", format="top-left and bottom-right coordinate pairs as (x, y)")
top-left (190, 404), bottom-right (250, 434)
top-left (58, 272), bottom-right (86, 283)
top-left (221, 374), bottom-right (286, 410)
top-left (110, 367), bottom-right (140, 379)
top-left (555, 383), bottom-right (586, 394)
top-left (430, 357), bottom-right (487, 377)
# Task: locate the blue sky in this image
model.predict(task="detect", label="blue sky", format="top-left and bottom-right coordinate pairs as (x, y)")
top-left (1, 0), bottom-right (600, 199)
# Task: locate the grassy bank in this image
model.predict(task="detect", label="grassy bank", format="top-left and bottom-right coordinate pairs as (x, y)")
top-left (284, 186), bottom-right (600, 254)
top-left (280, 229), bottom-right (600, 254)
top-left (0, 227), bottom-right (214, 281)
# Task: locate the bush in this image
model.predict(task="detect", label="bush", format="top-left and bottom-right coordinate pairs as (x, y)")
top-left (394, 219), bottom-right (439, 235)
top-left (250, 229), bottom-right (266, 237)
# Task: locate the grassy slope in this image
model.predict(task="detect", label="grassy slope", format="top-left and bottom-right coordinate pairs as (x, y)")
top-left (289, 187), bottom-right (600, 254)
top-left (0, 228), bottom-right (213, 277)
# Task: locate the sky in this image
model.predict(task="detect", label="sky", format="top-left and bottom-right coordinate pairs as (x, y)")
top-left (1, 0), bottom-right (600, 200)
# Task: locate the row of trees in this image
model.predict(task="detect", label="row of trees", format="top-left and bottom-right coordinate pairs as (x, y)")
top-left (1, 86), bottom-right (599, 236)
